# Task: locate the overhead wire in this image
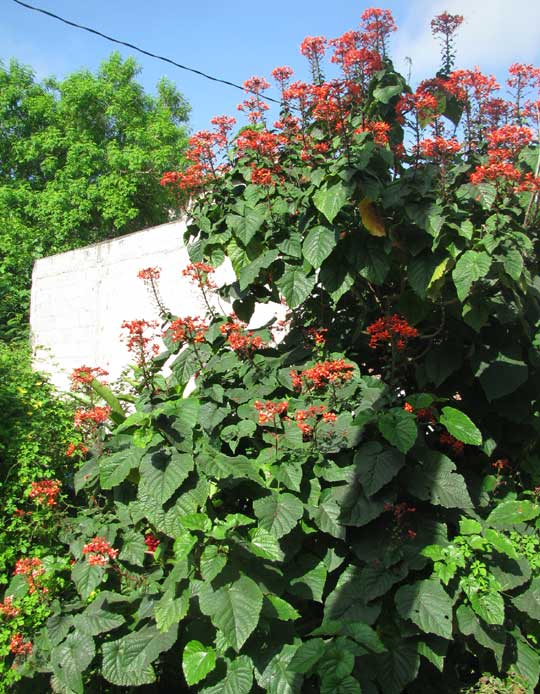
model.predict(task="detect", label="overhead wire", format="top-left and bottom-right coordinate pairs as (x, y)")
top-left (10, 0), bottom-right (284, 107)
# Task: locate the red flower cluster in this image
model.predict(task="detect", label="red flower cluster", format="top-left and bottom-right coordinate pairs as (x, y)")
top-left (121, 319), bottom-right (160, 366)
top-left (74, 406), bottom-right (111, 428)
top-left (251, 165), bottom-right (276, 186)
top-left (492, 458), bottom-right (511, 472)
top-left (300, 36), bottom-right (327, 83)
top-left (430, 11), bottom-right (464, 37)
top-left (272, 65), bottom-right (294, 97)
top-left (403, 402), bottom-right (436, 424)
top-left (82, 537), bottom-right (119, 566)
top-left (137, 267), bottom-right (161, 281)
top-left (168, 316), bottom-right (208, 344)
top-left (254, 400), bottom-right (289, 425)
top-left (419, 136), bottom-right (461, 159)
top-left (306, 327), bottom-right (328, 345)
top-left (384, 502), bottom-right (417, 539)
top-left (367, 315), bottom-right (419, 350)
top-left (144, 534), bottom-right (160, 553)
top-left (29, 479), bottom-right (61, 507)
top-left (220, 320), bottom-right (266, 356)
top-left (0, 596), bottom-right (21, 619)
top-left (14, 557), bottom-right (45, 594)
top-left (9, 633), bottom-right (32, 657)
top-left (295, 405), bottom-right (337, 436)
top-left (356, 120), bottom-right (391, 146)
top-left (290, 359), bottom-right (354, 391)
top-left (360, 8), bottom-right (397, 56)
top-left (70, 365), bottom-right (108, 391)
top-left (470, 124), bottom-right (533, 187)
top-left (439, 432), bottom-right (464, 456)
top-left (182, 262), bottom-right (216, 289)
top-left (66, 442), bottom-right (88, 458)
top-left (237, 76), bottom-right (271, 124)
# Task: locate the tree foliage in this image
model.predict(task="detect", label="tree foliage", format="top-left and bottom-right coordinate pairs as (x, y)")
top-left (0, 52), bottom-right (190, 337)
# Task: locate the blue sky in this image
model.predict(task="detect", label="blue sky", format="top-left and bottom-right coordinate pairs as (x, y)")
top-left (2, 0), bottom-right (540, 134)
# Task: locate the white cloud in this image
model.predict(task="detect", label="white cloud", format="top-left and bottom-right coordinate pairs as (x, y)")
top-left (392, 0), bottom-right (540, 85)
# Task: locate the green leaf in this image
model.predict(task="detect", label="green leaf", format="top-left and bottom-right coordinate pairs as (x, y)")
top-left (470, 591), bottom-right (505, 625)
top-left (183, 641), bottom-right (217, 686)
top-left (459, 518), bottom-right (482, 535)
top-left (221, 655), bottom-right (254, 694)
top-left (312, 494), bottom-right (345, 539)
top-left (264, 594), bottom-right (300, 621)
top-left (456, 604), bottom-right (506, 668)
top-left (51, 632), bottom-right (95, 694)
top-left (200, 575), bottom-right (263, 651)
top-left (373, 83), bottom-right (403, 103)
top-left (484, 528), bottom-right (518, 559)
top-left (101, 625), bottom-right (177, 687)
top-left (289, 638), bottom-right (326, 673)
top-left (302, 226), bottom-right (337, 267)
top-left (406, 451), bottom-right (472, 509)
top-left (74, 608), bottom-right (125, 637)
top-left (513, 630), bottom-right (540, 689)
top-left (314, 182), bottom-right (350, 223)
top-left (119, 528), bottom-right (146, 566)
top-left (140, 449), bottom-right (193, 505)
top-left (354, 441), bottom-right (405, 496)
top-left (100, 447), bottom-right (144, 489)
top-left (439, 407), bottom-right (482, 446)
top-left (375, 641), bottom-right (420, 694)
top-left (452, 250), bottom-right (491, 301)
top-left (378, 408), bottom-right (417, 453)
top-left (154, 589), bottom-right (189, 632)
top-left (238, 249), bottom-right (279, 291)
top-left (247, 527), bottom-right (284, 561)
top-left (253, 492), bottom-right (304, 538)
top-left (259, 643), bottom-right (302, 694)
top-left (487, 499), bottom-right (540, 528)
top-left (513, 578), bottom-right (540, 619)
top-left (200, 545), bottom-right (228, 581)
top-left (276, 266), bottom-right (316, 308)
top-left (227, 207), bottom-right (265, 246)
top-left (289, 554), bottom-right (327, 602)
top-left (417, 635), bottom-right (448, 672)
top-left (475, 350), bottom-right (528, 401)
top-left (395, 579), bottom-right (453, 639)
top-left (72, 561), bottom-right (105, 600)
top-left (504, 249), bottom-right (523, 280)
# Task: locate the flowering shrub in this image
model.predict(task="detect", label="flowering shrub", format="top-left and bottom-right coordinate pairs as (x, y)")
top-left (7, 7), bottom-right (540, 693)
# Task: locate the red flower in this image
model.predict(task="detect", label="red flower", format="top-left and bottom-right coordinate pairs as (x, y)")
top-left (137, 267), bottom-right (161, 281)
top-left (418, 137), bottom-right (460, 159)
top-left (167, 316), bottom-right (208, 344)
top-left (220, 319), bottom-right (266, 356)
top-left (121, 319), bottom-right (160, 366)
top-left (291, 359), bottom-right (354, 391)
top-left (28, 479), bottom-right (61, 507)
top-left (9, 633), bottom-right (32, 657)
top-left (306, 327), bottom-right (328, 346)
top-left (70, 365), bottom-right (108, 391)
top-left (66, 442), bottom-right (88, 458)
top-left (255, 400), bottom-right (289, 425)
top-left (74, 406), bottom-right (111, 428)
top-left (251, 165), bottom-right (276, 186)
top-left (13, 557), bottom-right (45, 594)
top-left (367, 315), bottom-right (418, 350)
top-left (182, 262), bottom-right (216, 289)
top-left (403, 402), bottom-right (414, 413)
top-left (430, 11), bottom-right (464, 37)
top-left (439, 432), bottom-right (464, 456)
top-left (0, 596), bottom-right (21, 619)
top-left (144, 534), bottom-right (160, 553)
top-left (82, 537), bottom-right (118, 566)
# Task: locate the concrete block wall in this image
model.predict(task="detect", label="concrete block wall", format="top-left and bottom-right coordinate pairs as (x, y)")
top-left (30, 218), bottom-right (283, 391)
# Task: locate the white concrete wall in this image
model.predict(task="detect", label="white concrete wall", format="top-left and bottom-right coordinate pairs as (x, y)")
top-left (30, 218), bottom-right (283, 391)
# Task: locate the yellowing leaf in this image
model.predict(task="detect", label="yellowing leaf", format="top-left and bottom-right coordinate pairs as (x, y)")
top-left (427, 257), bottom-right (452, 293)
top-left (359, 198), bottom-right (386, 237)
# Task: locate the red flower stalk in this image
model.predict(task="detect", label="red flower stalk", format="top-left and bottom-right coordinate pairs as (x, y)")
top-left (418, 136), bottom-right (461, 160)
top-left (255, 400), bottom-right (289, 425)
top-left (66, 442), bottom-right (88, 458)
top-left (430, 12), bottom-right (463, 75)
top-left (367, 315), bottom-right (418, 350)
top-left (9, 633), bottom-right (32, 657)
top-left (291, 359), bottom-right (354, 391)
top-left (28, 479), bottom-right (61, 507)
top-left (70, 365), bottom-right (108, 391)
top-left (295, 405), bottom-right (336, 436)
top-left (300, 35), bottom-right (327, 84)
top-left (360, 8), bottom-right (397, 58)
top-left (356, 120), bottom-right (391, 146)
top-left (220, 319), bottom-right (266, 356)
top-left (137, 267), bottom-right (160, 281)
top-left (74, 406), bottom-right (112, 428)
top-left (251, 165), bottom-right (276, 186)
top-left (306, 327), bottom-right (328, 346)
top-left (121, 319), bottom-right (160, 366)
top-left (182, 262), bottom-right (216, 290)
top-left (237, 76), bottom-right (271, 124)
top-left (168, 316), bottom-right (208, 344)
top-left (82, 537), bottom-right (119, 566)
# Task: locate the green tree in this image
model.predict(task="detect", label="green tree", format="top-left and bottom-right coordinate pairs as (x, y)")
top-left (0, 52), bottom-right (190, 338)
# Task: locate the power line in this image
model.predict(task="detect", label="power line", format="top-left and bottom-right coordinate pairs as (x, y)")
top-left (10, 0), bottom-right (284, 107)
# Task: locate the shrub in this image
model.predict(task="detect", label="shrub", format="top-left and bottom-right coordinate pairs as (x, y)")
top-left (6, 7), bottom-right (540, 693)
